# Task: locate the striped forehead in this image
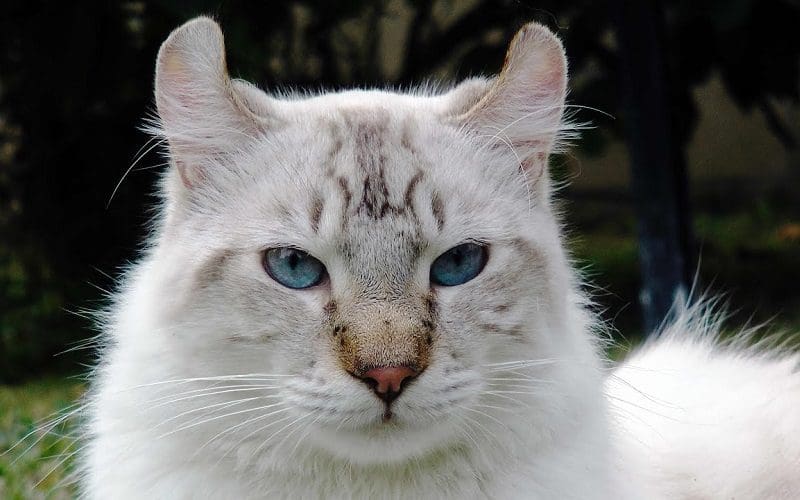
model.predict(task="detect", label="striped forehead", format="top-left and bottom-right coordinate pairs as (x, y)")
top-left (310, 108), bottom-right (446, 289)
top-left (313, 109), bottom-right (444, 227)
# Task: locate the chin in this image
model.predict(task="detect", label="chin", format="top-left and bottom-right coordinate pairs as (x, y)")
top-left (309, 410), bottom-right (461, 465)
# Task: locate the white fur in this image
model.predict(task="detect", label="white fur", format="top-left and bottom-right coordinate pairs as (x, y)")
top-left (608, 303), bottom-right (800, 499)
top-left (80, 18), bottom-right (800, 499)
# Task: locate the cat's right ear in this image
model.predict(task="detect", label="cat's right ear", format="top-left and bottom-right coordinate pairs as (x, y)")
top-left (452, 23), bottom-right (570, 186)
top-left (154, 17), bottom-right (277, 188)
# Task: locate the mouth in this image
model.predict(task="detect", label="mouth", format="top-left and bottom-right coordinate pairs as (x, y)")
top-left (310, 407), bottom-right (459, 466)
top-left (381, 403), bottom-right (395, 422)
top-left (356, 405), bottom-right (408, 430)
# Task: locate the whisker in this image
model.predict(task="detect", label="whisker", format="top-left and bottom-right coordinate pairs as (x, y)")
top-left (606, 373), bottom-right (682, 409)
top-left (459, 404), bottom-right (510, 431)
top-left (216, 412), bottom-right (297, 464)
top-left (33, 443), bottom-right (85, 490)
top-left (484, 382), bottom-right (547, 390)
top-left (469, 402), bottom-right (515, 414)
top-left (484, 376), bottom-right (550, 383)
top-left (480, 390), bottom-right (533, 408)
top-left (6, 405), bottom-right (84, 464)
top-left (270, 412), bottom-right (316, 453)
top-left (107, 135), bottom-right (168, 207)
top-left (251, 413), bottom-right (312, 458)
top-left (207, 407), bottom-right (295, 461)
top-left (145, 385), bottom-right (280, 407)
top-left (157, 402), bottom-right (286, 439)
top-left (483, 389), bottom-right (543, 396)
top-left (290, 413), bottom-right (323, 456)
top-left (606, 395), bottom-right (686, 423)
top-left (119, 373), bottom-right (292, 391)
top-left (484, 359), bottom-right (558, 370)
top-left (153, 397), bottom-right (263, 429)
top-left (453, 414), bottom-right (483, 450)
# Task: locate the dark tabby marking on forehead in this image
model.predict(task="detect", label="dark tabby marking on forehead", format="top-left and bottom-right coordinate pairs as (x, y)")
top-left (403, 171), bottom-right (423, 214)
top-left (356, 167), bottom-right (427, 223)
top-left (339, 111), bottom-right (422, 223)
top-left (323, 111), bottom-right (434, 230)
top-left (337, 176), bottom-right (353, 213)
top-left (400, 119), bottom-right (417, 155)
top-left (324, 120), bottom-right (344, 176)
top-left (349, 111), bottom-right (389, 190)
top-left (275, 202), bottom-right (292, 221)
top-left (309, 195), bottom-right (324, 233)
top-left (350, 112), bottom-right (393, 220)
top-left (357, 164), bottom-right (391, 219)
top-left (430, 191), bottom-right (445, 231)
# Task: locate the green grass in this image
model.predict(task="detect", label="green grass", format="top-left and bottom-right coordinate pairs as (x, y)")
top-left (0, 378), bottom-right (84, 499)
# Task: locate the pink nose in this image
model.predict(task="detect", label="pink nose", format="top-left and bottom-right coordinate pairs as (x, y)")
top-left (361, 366), bottom-right (419, 403)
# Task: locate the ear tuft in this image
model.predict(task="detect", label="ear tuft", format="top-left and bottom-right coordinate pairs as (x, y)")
top-left (153, 17), bottom-right (270, 188)
top-left (457, 23), bottom-right (572, 181)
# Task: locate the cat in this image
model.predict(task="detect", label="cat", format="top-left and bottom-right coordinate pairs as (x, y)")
top-left (81, 17), bottom-right (800, 499)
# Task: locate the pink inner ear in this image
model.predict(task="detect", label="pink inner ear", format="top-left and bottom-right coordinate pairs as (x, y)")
top-left (504, 56), bottom-right (565, 109)
top-left (520, 152), bottom-right (549, 179)
top-left (175, 159), bottom-right (197, 189)
top-left (156, 54), bottom-right (235, 189)
top-left (153, 17), bottom-right (258, 192)
top-left (539, 52), bottom-right (567, 93)
top-left (501, 23), bottom-right (567, 105)
top-left (158, 65), bottom-right (221, 131)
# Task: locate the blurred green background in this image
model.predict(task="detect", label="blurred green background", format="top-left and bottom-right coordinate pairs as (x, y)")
top-left (1, 1), bottom-right (799, 497)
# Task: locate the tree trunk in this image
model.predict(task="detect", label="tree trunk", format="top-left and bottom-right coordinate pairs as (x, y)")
top-left (613, 0), bottom-right (692, 333)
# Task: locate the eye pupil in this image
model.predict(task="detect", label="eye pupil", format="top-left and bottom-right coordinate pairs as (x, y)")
top-left (430, 243), bottom-right (488, 287)
top-left (263, 248), bottom-right (326, 289)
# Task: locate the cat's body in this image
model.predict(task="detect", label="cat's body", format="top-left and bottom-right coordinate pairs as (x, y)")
top-left (611, 317), bottom-right (800, 499)
top-left (82, 18), bottom-right (800, 499)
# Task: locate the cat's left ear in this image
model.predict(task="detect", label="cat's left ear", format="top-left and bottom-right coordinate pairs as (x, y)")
top-left (154, 17), bottom-right (278, 188)
top-left (455, 23), bottom-right (569, 182)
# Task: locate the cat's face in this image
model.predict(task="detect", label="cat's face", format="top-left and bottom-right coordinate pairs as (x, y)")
top-left (141, 18), bottom-right (586, 465)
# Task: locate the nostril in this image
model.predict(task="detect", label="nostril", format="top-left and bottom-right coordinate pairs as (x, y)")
top-left (361, 376), bottom-right (378, 391)
top-left (361, 366), bottom-right (418, 403)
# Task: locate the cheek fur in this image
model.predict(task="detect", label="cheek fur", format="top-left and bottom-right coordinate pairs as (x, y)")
top-left (181, 249), bottom-right (326, 348)
top-left (438, 239), bottom-right (552, 348)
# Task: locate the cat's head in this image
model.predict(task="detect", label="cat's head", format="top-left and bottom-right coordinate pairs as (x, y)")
top-left (136, 17), bottom-right (599, 466)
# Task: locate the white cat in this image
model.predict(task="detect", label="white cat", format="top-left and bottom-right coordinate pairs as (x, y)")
top-left (82, 17), bottom-right (800, 499)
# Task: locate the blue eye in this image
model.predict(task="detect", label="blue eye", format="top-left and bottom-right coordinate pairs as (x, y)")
top-left (263, 248), bottom-right (326, 289)
top-left (430, 243), bottom-right (488, 287)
